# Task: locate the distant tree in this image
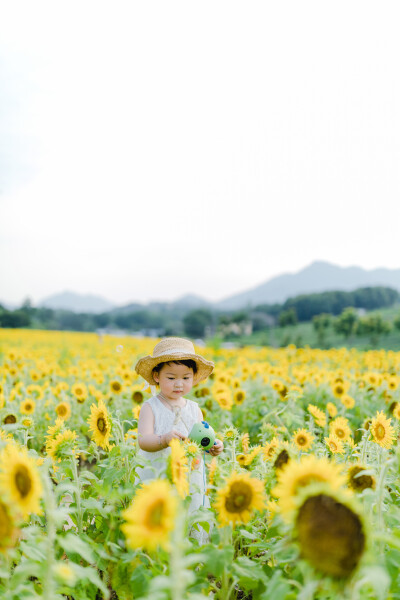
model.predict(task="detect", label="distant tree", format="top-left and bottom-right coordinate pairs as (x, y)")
top-left (183, 309), bottom-right (213, 338)
top-left (333, 308), bottom-right (358, 341)
top-left (394, 314), bottom-right (400, 331)
top-left (312, 313), bottom-right (331, 347)
top-left (356, 314), bottom-right (391, 345)
top-left (278, 308), bottom-right (297, 328)
top-left (231, 311), bottom-right (248, 324)
top-left (0, 309), bottom-right (31, 328)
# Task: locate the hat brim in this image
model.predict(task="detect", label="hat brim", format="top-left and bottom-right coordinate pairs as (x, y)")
top-left (135, 352), bottom-right (214, 386)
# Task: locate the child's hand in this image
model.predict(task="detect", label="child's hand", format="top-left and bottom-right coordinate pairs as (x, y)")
top-left (164, 430), bottom-right (187, 445)
top-left (208, 439), bottom-right (224, 456)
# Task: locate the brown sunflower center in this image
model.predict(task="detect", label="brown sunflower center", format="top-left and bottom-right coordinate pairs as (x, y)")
top-left (297, 436), bottom-right (307, 446)
top-left (374, 424), bottom-right (385, 440)
top-left (4, 415), bottom-right (16, 424)
top-left (225, 482), bottom-right (253, 513)
top-left (274, 450), bottom-right (290, 470)
top-left (296, 493), bottom-right (365, 578)
top-left (97, 417), bottom-right (107, 433)
top-left (15, 466), bottom-right (32, 498)
top-left (133, 391), bottom-right (144, 403)
top-left (335, 428), bottom-right (345, 439)
top-left (112, 382), bottom-right (121, 392)
top-left (57, 405), bottom-right (67, 416)
top-left (349, 467), bottom-right (375, 492)
top-left (146, 500), bottom-right (165, 528)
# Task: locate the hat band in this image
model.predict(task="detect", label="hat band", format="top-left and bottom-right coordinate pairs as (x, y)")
top-left (154, 348), bottom-right (195, 358)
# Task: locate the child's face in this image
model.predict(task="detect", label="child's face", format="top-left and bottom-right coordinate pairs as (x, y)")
top-left (153, 362), bottom-right (194, 402)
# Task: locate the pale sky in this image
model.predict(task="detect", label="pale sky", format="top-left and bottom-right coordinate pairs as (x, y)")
top-left (1, 1), bottom-right (399, 307)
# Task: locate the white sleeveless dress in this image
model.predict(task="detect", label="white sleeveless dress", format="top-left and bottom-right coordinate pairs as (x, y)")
top-left (135, 395), bottom-right (211, 543)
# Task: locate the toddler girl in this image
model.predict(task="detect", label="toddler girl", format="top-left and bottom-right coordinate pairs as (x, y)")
top-left (134, 337), bottom-right (224, 543)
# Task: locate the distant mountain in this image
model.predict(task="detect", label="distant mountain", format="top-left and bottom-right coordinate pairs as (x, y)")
top-left (172, 294), bottom-right (210, 309)
top-left (39, 291), bottom-right (116, 314)
top-left (216, 261), bottom-right (400, 310)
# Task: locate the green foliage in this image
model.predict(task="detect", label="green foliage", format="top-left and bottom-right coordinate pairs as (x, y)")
top-left (278, 308), bottom-right (297, 328)
top-left (183, 309), bottom-right (213, 338)
top-left (284, 286), bottom-right (399, 322)
top-left (356, 314), bottom-right (391, 345)
top-left (312, 313), bottom-right (332, 347)
top-left (333, 307), bottom-right (359, 340)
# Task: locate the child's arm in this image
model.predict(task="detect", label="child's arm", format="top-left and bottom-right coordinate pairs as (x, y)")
top-left (196, 406), bottom-right (224, 457)
top-left (138, 403), bottom-right (187, 452)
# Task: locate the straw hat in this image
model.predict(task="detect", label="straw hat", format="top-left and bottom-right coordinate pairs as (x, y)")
top-left (135, 337), bottom-right (214, 385)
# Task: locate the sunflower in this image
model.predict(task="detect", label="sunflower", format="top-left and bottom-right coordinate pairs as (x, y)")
top-left (168, 439), bottom-right (189, 499)
top-left (214, 471), bottom-right (266, 527)
top-left (132, 405), bottom-right (141, 420)
top-left (55, 402), bottom-right (71, 420)
top-left (274, 448), bottom-right (291, 471)
top-left (332, 382), bottom-right (346, 398)
top-left (122, 479), bottom-right (178, 551)
top-left (272, 455), bottom-right (347, 516)
top-left (324, 434), bottom-right (345, 455)
top-left (238, 446), bottom-right (262, 467)
top-left (387, 375), bottom-right (399, 391)
top-left (234, 390), bottom-right (246, 405)
top-left (184, 440), bottom-right (201, 459)
top-left (110, 380), bottom-right (123, 394)
top-left (307, 404), bottom-right (326, 427)
top-left (326, 402), bottom-right (337, 418)
top-left (21, 417), bottom-right (34, 428)
top-left (294, 483), bottom-right (366, 578)
top-left (347, 465), bottom-right (376, 492)
top-left (241, 433), bottom-right (250, 453)
top-left (45, 417), bottom-right (65, 445)
top-left (3, 413), bottom-right (17, 425)
top-left (0, 445), bottom-right (43, 518)
top-left (292, 429), bottom-right (314, 452)
top-left (370, 411), bottom-right (395, 449)
top-left (329, 416), bottom-right (352, 442)
top-left (262, 438), bottom-right (279, 461)
top-left (0, 496), bottom-right (19, 552)
top-left (131, 390), bottom-right (144, 404)
top-left (341, 394), bottom-right (355, 409)
top-left (20, 399), bottom-right (35, 415)
top-left (215, 394), bottom-right (233, 411)
top-left (47, 430), bottom-right (78, 462)
top-left (393, 403), bottom-right (400, 421)
top-left (125, 428), bottom-right (138, 443)
top-left (236, 454), bottom-right (248, 466)
top-left (87, 400), bottom-right (112, 450)
top-left (223, 426), bottom-right (239, 441)
top-left (71, 383), bottom-right (88, 403)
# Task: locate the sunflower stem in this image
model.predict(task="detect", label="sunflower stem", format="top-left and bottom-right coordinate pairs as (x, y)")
top-left (376, 448), bottom-right (388, 544)
top-left (360, 430), bottom-right (370, 465)
top-left (42, 468), bottom-right (57, 600)
top-left (219, 526), bottom-right (233, 600)
top-left (231, 440), bottom-right (236, 472)
top-left (70, 453), bottom-right (83, 536)
top-left (169, 510), bottom-right (187, 600)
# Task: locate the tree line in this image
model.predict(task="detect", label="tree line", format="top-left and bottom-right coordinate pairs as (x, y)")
top-left (1, 286), bottom-right (399, 342)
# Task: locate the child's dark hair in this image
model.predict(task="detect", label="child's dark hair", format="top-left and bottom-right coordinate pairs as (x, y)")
top-left (152, 359), bottom-right (198, 378)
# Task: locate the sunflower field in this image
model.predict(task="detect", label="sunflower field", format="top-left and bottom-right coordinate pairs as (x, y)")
top-left (1, 329), bottom-right (400, 599)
